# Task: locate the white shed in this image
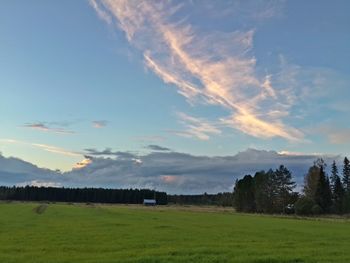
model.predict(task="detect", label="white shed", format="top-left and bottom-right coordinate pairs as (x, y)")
top-left (143, 199), bottom-right (156, 206)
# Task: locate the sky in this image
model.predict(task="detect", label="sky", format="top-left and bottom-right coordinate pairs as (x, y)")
top-left (0, 0), bottom-right (349, 193)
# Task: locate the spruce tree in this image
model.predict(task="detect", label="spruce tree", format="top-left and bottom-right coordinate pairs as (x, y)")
top-left (303, 165), bottom-right (321, 200)
top-left (333, 176), bottom-right (344, 214)
top-left (330, 160), bottom-right (339, 192)
top-left (327, 160), bottom-right (345, 214)
top-left (233, 175), bottom-right (255, 212)
top-left (253, 171), bottom-right (273, 213)
top-left (274, 165), bottom-right (296, 213)
top-left (342, 157), bottom-right (350, 213)
top-left (343, 157), bottom-right (350, 192)
top-left (315, 167), bottom-right (332, 213)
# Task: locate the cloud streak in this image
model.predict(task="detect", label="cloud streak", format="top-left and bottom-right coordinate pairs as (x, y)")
top-left (0, 138), bottom-right (80, 157)
top-left (90, 0), bottom-right (303, 141)
top-left (23, 122), bottom-right (74, 134)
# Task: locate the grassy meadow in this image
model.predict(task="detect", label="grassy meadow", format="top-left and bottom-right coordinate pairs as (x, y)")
top-left (0, 202), bottom-right (350, 263)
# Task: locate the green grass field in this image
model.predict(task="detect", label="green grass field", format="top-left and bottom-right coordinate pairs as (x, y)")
top-left (1, 202), bottom-right (350, 263)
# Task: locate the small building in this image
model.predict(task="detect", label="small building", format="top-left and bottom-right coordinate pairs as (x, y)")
top-left (143, 199), bottom-right (156, 206)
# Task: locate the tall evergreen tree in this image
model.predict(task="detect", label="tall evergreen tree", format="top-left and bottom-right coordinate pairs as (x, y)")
top-left (254, 170), bottom-right (274, 213)
top-left (343, 157), bottom-right (350, 192)
top-left (329, 160), bottom-right (344, 214)
top-left (315, 167), bottom-right (332, 213)
top-left (274, 165), bottom-right (296, 213)
top-left (303, 165), bottom-right (320, 200)
top-left (304, 159), bottom-right (327, 201)
top-left (233, 175), bottom-right (255, 212)
top-left (342, 157), bottom-right (350, 213)
top-left (330, 161), bottom-right (339, 192)
top-left (333, 176), bottom-right (344, 214)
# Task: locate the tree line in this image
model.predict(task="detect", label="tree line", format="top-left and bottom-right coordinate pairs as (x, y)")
top-left (0, 186), bottom-right (168, 205)
top-left (233, 157), bottom-right (350, 215)
top-left (168, 192), bottom-right (233, 207)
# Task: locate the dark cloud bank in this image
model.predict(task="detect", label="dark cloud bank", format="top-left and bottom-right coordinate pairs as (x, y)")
top-left (0, 149), bottom-right (342, 194)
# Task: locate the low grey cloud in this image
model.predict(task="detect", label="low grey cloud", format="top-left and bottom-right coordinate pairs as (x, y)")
top-left (0, 153), bottom-right (61, 186)
top-left (145, 145), bottom-right (171, 152)
top-left (84, 148), bottom-right (136, 159)
top-left (0, 149), bottom-right (343, 194)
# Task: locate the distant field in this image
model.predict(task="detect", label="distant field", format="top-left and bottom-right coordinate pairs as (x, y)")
top-left (1, 202), bottom-right (350, 263)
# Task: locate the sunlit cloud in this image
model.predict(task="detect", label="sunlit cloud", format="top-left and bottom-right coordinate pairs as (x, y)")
top-left (91, 0), bottom-right (303, 141)
top-left (73, 158), bottom-right (93, 169)
top-left (278, 151), bottom-right (328, 157)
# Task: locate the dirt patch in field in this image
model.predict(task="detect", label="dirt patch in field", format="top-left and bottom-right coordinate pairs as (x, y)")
top-left (33, 204), bottom-right (48, 214)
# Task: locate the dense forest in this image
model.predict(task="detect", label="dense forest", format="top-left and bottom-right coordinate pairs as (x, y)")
top-left (233, 157), bottom-right (350, 215)
top-left (0, 186), bottom-right (168, 205)
top-left (0, 185), bottom-right (232, 207)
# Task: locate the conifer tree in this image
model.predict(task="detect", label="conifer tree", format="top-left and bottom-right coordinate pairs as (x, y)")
top-left (303, 165), bottom-right (320, 200)
top-left (343, 157), bottom-right (350, 192)
top-left (329, 160), bottom-right (344, 214)
top-left (342, 157), bottom-right (350, 213)
top-left (333, 176), bottom-right (344, 214)
top-left (330, 160), bottom-right (339, 192)
top-left (233, 175), bottom-right (255, 212)
top-left (315, 167), bottom-right (332, 213)
top-left (274, 165), bottom-right (296, 213)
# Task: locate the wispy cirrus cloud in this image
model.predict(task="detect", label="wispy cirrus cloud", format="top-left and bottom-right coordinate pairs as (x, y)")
top-left (23, 122), bottom-right (74, 134)
top-left (168, 112), bottom-right (221, 141)
top-left (88, 0), bottom-right (112, 24)
top-left (90, 0), bottom-right (303, 141)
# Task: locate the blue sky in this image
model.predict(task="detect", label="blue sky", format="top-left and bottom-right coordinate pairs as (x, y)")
top-left (0, 0), bottom-right (349, 177)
